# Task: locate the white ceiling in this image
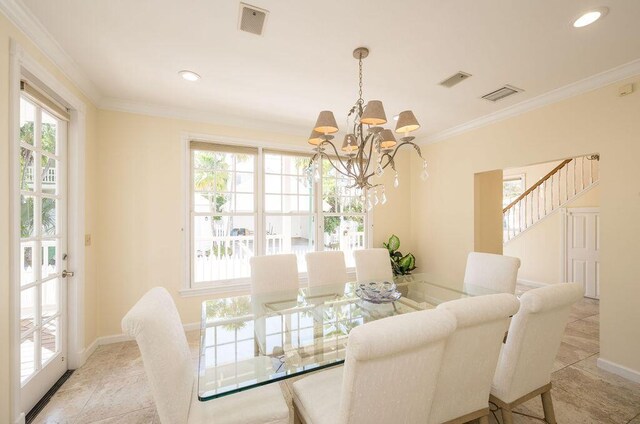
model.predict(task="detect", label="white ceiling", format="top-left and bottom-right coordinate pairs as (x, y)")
top-left (18, 0), bottom-right (640, 139)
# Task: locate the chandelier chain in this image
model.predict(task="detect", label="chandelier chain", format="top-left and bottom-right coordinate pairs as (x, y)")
top-left (308, 46), bottom-right (427, 195)
top-left (357, 55), bottom-right (364, 105)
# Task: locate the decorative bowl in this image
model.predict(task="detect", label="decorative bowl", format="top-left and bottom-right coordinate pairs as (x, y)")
top-left (356, 281), bottom-right (402, 304)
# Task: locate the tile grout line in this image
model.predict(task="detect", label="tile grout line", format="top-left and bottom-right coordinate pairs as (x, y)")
top-left (627, 411), bottom-right (640, 424)
top-left (83, 406), bottom-right (153, 424)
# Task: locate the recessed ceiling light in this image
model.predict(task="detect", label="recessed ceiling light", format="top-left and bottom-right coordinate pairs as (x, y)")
top-left (573, 7), bottom-right (608, 28)
top-left (179, 70), bottom-right (201, 81)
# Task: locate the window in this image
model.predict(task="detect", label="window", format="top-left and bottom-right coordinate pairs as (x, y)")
top-left (263, 151), bottom-right (315, 272)
top-left (191, 143), bottom-right (258, 284)
top-left (187, 141), bottom-right (371, 289)
top-left (321, 159), bottom-right (366, 268)
top-left (503, 174), bottom-right (525, 208)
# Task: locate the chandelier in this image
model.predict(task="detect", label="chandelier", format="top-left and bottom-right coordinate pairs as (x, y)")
top-left (307, 47), bottom-right (428, 208)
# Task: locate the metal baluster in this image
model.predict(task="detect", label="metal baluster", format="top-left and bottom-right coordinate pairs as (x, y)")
top-left (518, 201), bottom-right (522, 234)
top-left (543, 180), bottom-right (547, 215)
top-left (573, 158), bottom-right (578, 196)
top-left (523, 197), bottom-right (527, 231)
top-left (549, 175), bottom-right (553, 210)
top-left (565, 165), bottom-right (568, 203)
top-left (507, 207), bottom-right (514, 240)
top-left (590, 157), bottom-right (594, 184)
top-left (581, 157), bottom-right (585, 191)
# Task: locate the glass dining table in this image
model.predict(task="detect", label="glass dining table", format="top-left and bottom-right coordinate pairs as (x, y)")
top-left (198, 272), bottom-right (499, 401)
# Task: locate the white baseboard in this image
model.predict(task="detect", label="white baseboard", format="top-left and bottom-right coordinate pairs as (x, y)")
top-left (72, 338), bottom-right (98, 369)
top-left (82, 321), bottom-right (202, 359)
top-left (597, 357), bottom-right (640, 384)
top-left (517, 278), bottom-right (549, 288)
top-left (14, 412), bottom-right (25, 424)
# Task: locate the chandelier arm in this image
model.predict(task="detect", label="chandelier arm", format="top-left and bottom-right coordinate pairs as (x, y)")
top-left (318, 140), bottom-right (355, 175)
top-left (315, 147), bottom-right (353, 180)
top-left (363, 141), bottom-right (426, 181)
top-left (363, 132), bottom-right (375, 175)
top-left (380, 141), bottom-right (425, 169)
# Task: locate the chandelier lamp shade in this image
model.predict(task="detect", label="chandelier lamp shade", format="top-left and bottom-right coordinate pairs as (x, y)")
top-left (307, 47), bottom-right (429, 209)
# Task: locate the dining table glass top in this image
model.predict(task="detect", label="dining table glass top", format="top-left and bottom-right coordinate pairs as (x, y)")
top-left (198, 273), bottom-right (499, 401)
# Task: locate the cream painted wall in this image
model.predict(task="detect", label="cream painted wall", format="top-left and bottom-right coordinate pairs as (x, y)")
top-left (410, 75), bottom-right (640, 375)
top-left (0, 13), bottom-right (99, 422)
top-left (474, 170), bottom-right (503, 254)
top-left (504, 185), bottom-right (600, 284)
top-left (95, 109), bottom-right (413, 337)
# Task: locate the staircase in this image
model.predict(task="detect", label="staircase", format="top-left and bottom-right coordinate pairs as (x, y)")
top-left (503, 154), bottom-right (600, 242)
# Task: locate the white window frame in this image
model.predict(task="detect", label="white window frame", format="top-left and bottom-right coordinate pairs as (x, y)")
top-left (180, 133), bottom-right (373, 297)
top-left (503, 173), bottom-right (526, 206)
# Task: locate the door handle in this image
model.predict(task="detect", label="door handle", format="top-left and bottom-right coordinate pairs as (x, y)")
top-left (62, 270), bottom-right (75, 278)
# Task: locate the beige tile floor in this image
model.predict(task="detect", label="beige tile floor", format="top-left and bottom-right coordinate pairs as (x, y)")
top-left (33, 285), bottom-right (640, 424)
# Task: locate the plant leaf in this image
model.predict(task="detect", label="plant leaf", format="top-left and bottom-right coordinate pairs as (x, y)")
top-left (388, 234), bottom-right (400, 252)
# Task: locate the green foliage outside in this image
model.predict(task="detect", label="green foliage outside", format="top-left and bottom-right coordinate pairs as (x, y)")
top-left (20, 120), bottom-right (57, 238)
top-left (383, 234), bottom-right (417, 276)
top-left (321, 159), bottom-right (364, 245)
top-left (205, 296), bottom-right (251, 330)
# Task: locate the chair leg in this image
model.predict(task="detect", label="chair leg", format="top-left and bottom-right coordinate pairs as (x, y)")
top-left (501, 407), bottom-right (514, 424)
top-left (541, 389), bottom-right (557, 424)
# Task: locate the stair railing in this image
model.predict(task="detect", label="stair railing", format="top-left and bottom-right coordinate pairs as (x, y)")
top-left (503, 155), bottom-right (599, 242)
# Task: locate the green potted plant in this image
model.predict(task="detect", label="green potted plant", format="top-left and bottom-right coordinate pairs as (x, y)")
top-left (383, 234), bottom-right (417, 276)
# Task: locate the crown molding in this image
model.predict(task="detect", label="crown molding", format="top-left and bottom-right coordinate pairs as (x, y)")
top-left (0, 0), bottom-right (102, 104)
top-left (423, 58), bottom-right (640, 144)
top-left (99, 97), bottom-right (309, 138)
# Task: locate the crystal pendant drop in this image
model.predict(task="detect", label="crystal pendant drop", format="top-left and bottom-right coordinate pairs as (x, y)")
top-left (313, 164), bottom-right (320, 183)
top-left (375, 164), bottom-right (383, 177)
top-left (381, 190), bottom-right (387, 205)
top-left (374, 190), bottom-right (380, 205)
top-left (393, 173), bottom-right (399, 189)
top-left (420, 161), bottom-right (429, 181)
top-left (367, 195), bottom-right (373, 211)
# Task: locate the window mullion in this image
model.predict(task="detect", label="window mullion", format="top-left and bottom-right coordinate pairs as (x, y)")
top-left (256, 147), bottom-right (264, 256)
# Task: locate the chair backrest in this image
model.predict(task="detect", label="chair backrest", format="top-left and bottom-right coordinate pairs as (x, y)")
top-left (463, 252), bottom-right (521, 294)
top-left (429, 294), bottom-right (520, 423)
top-left (492, 282), bottom-right (583, 403)
top-left (121, 287), bottom-right (193, 424)
top-left (250, 254), bottom-right (299, 295)
top-left (305, 251), bottom-right (349, 286)
top-left (338, 309), bottom-right (456, 424)
top-left (353, 248), bottom-right (394, 282)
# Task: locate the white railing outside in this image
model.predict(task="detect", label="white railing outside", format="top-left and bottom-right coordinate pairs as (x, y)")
top-left (503, 155), bottom-right (599, 242)
top-left (24, 167), bottom-right (56, 184)
top-left (194, 230), bottom-right (367, 282)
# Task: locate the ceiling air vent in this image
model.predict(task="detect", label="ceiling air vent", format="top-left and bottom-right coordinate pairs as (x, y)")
top-left (239, 3), bottom-right (268, 36)
top-left (439, 71), bottom-right (472, 88)
top-left (481, 85), bottom-right (523, 102)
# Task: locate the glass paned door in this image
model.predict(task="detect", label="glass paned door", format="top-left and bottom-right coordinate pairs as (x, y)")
top-left (19, 96), bottom-right (68, 413)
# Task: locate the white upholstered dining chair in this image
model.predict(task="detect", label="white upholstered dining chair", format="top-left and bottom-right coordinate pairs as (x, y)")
top-left (121, 287), bottom-right (289, 424)
top-left (490, 282), bottom-right (583, 424)
top-left (353, 248), bottom-right (393, 282)
top-left (429, 293), bottom-right (520, 424)
top-left (292, 308), bottom-right (456, 424)
top-left (305, 251), bottom-right (348, 286)
top-left (463, 252), bottom-right (521, 294)
top-left (250, 253), bottom-right (299, 295)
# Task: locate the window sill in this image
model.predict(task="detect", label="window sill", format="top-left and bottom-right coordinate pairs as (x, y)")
top-left (180, 270), bottom-right (358, 298)
top-left (179, 281), bottom-right (251, 298)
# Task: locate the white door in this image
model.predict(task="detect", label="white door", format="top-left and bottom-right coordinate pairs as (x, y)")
top-left (565, 208), bottom-right (600, 299)
top-left (18, 96), bottom-right (69, 412)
